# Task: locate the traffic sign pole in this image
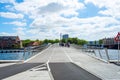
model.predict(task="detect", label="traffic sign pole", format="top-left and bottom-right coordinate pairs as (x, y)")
top-left (118, 41), bottom-right (120, 63)
top-left (114, 32), bottom-right (120, 63)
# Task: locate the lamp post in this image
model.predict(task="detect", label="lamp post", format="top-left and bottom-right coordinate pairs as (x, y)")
top-left (60, 33), bottom-right (62, 42)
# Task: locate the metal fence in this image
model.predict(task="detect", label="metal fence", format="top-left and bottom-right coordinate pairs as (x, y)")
top-left (0, 44), bottom-right (50, 62)
top-left (71, 44), bottom-right (120, 63)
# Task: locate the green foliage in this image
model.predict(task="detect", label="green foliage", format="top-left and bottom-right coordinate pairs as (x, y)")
top-left (43, 39), bottom-right (49, 44)
top-left (99, 39), bottom-right (103, 44)
top-left (13, 44), bottom-right (20, 49)
top-left (62, 37), bottom-right (88, 45)
top-left (78, 39), bottom-right (88, 45)
top-left (35, 39), bottom-right (39, 42)
top-left (54, 39), bottom-right (59, 43)
top-left (22, 38), bottom-right (88, 47)
top-left (22, 39), bottom-right (43, 47)
top-left (22, 39), bottom-right (34, 47)
top-left (43, 39), bottom-right (60, 44)
top-left (61, 39), bottom-right (66, 43)
top-left (94, 40), bottom-right (97, 44)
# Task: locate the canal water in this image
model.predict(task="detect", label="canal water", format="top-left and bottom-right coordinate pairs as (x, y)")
top-left (0, 44), bottom-right (48, 60)
top-left (0, 51), bottom-right (36, 60)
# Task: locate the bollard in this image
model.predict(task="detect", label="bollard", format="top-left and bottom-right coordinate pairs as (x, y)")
top-left (105, 48), bottom-right (110, 63)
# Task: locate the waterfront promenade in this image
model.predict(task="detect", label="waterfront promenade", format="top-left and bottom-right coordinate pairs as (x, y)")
top-left (0, 44), bottom-right (120, 80)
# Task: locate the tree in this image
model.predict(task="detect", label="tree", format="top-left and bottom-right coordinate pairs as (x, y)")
top-left (22, 39), bottom-right (34, 47)
top-left (43, 39), bottom-right (60, 44)
top-left (78, 39), bottom-right (88, 45)
top-left (43, 39), bottom-right (49, 44)
top-left (61, 39), bottom-right (66, 43)
top-left (62, 37), bottom-right (87, 45)
top-left (94, 40), bottom-right (97, 45)
top-left (99, 39), bottom-right (103, 44)
top-left (35, 39), bottom-right (39, 42)
top-left (54, 39), bottom-right (59, 43)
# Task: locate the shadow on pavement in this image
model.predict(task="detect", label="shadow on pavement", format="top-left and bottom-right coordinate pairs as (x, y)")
top-left (0, 63), bottom-right (44, 80)
top-left (49, 62), bottom-right (102, 80)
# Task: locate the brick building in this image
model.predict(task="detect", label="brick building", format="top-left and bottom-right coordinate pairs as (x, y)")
top-left (27, 41), bottom-right (40, 46)
top-left (102, 38), bottom-right (117, 45)
top-left (102, 38), bottom-right (118, 49)
top-left (0, 36), bottom-right (22, 49)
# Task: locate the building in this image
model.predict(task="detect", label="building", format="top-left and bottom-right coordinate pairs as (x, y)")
top-left (87, 41), bottom-right (101, 48)
top-left (62, 34), bottom-right (69, 39)
top-left (0, 36), bottom-right (22, 49)
top-left (102, 38), bottom-right (118, 49)
top-left (102, 38), bottom-right (117, 45)
top-left (27, 41), bottom-right (40, 46)
top-left (88, 41), bottom-right (95, 45)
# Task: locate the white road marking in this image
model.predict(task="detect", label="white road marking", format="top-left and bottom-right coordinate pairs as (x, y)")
top-left (63, 48), bottom-right (74, 62)
top-left (46, 46), bottom-right (55, 71)
top-left (46, 46), bottom-right (55, 80)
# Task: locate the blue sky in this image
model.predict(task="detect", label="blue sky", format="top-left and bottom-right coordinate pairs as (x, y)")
top-left (0, 0), bottom-right (120, 40)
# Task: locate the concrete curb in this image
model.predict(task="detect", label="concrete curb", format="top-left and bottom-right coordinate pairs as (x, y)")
top-left (0, 60), bottom-right (23, 63)
top-left (24, 45), bottom-right (52, 63)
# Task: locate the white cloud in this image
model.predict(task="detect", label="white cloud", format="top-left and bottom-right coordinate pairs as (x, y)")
top-left (0, 32), bottom-right (12, 36)
top-left (14, 27), bottom-right (26, 36)
top-left (85, 0), bottom-right (120, 19)
top-left (14, 0), bottom-right (58, 16)
top-left (59, 0), bottom-right (85, 16)
top-left (39, 2), bottom-right (64, 14)
top-left (1, 0), bottom-right (120, 40)
top-left (0, 0), bottom-right (15, 4)
top-left (0, 12), bottom-right (24, 19)
top-left (0, 28), bottom-right (26, 40)
top-left (4, 21), bottom-right (26, 27)
top-left (13, 0), bottom-right (85, 19)
top-left (28, 13), bottom-right (120, 40)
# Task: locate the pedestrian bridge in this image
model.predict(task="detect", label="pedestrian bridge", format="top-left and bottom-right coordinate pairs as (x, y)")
top-left (0, 44), bottom-right (120, 80)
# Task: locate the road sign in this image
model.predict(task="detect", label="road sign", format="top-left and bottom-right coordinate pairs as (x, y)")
top-left (114, 32), bottom-right (120, 42)
top-left (114, 32), bottom-right (120, 63)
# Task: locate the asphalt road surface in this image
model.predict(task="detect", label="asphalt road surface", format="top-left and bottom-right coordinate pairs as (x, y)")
top-left (49, 44), bottom-right (101, 80)
top-left (0, 45), bottom-right (53, 80)
top-left (49, 62), bottom-right (101, 80)
top-left (0, 44), bottom-right (102, 80)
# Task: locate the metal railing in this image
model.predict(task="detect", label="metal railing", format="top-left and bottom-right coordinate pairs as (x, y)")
top-left (0, 44), bottom-right (50, 62)
top-left (82, 48), bottom-right (120, 63)
top-left (71, 44), bottom-right (120, 63)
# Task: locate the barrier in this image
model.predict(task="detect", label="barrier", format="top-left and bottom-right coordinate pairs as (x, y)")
top-left (0, 44), bottom-right (50, 61)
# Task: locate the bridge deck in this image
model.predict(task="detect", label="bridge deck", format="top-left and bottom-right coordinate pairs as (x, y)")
top-left (0, 44), bottom-right (120, 80)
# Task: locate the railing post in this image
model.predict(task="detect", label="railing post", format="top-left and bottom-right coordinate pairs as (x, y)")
top-left (93, 49), bottom-right (96, 56)
top-left (98, 49), bottom-right (102, 59)
top-left (105, 48), bottom-right (110, 63)
top-left (23, 48), bottom-right (25, 60)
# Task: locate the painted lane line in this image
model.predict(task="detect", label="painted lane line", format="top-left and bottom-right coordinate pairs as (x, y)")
top-left (46, 60), bottom-right (54, 80)
top-left (46, 47), bottom-right (55, 80)
top-left (46, 47), bottom-right (55, 71)
top-left (46, 60), bottom-right (50, 71)
top-left (63, 48), bottom-right (74, 62)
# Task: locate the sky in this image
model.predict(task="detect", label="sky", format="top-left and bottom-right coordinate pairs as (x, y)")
top-left (0, 0), bottom-right (120, 41)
